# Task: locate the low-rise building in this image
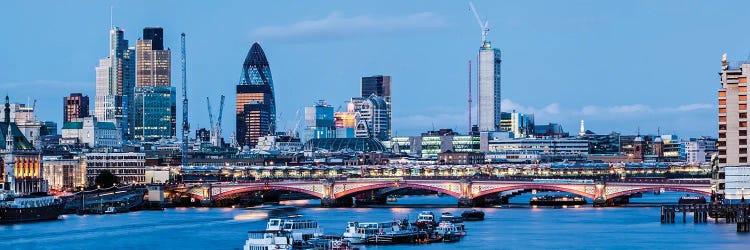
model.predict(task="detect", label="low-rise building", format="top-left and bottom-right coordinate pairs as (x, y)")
top-left (61, 116), bottom-right (121, 148)
top-left (42, 156), bottom-right (84, 190)
top-left (83, 152), bottom-right (145, 185)
top-left (437, 151), bottom-right (485, 165)
top-left (485, 138), bottom-right (588, 163)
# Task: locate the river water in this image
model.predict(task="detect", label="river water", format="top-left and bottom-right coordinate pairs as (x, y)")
top-left (1, 192), bottom-right (748, 250)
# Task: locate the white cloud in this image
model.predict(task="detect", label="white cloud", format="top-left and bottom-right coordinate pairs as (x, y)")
top-left (251, 12), bottom-right (447, 40)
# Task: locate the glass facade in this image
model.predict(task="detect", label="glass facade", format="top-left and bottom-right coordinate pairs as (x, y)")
top-left (94, 27), bottom-right (135, 140)
top-left (134, 86), bottom-right (176, 141)
top-left (238, 43), bottom-right (276, 132)
top-left (478, 45), bottom-right (501, 132)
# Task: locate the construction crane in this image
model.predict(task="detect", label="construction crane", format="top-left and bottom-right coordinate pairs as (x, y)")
top-left (180, 33), bottom-right (189, 166)
top-left (469, 1), bottom-right (490, 45)
top-left (212, 95), bottom-right (225, 147)
top-left (207, 97), bottom-right (214, 130)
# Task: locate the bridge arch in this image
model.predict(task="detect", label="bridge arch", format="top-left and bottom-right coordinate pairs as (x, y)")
top-left (606, 186), bottom-right (711, 200)
top-left (473, 184), bottom-right (596, 199)
top-left (212, 185), bottom-right (325, 200)
top-left (334, 182), bottom-right (462, 199)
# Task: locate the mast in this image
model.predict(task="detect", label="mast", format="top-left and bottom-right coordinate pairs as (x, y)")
top-left (468, 60), bottom-right (472, 134)
top-left (180, 33), bottom-right (189, 167)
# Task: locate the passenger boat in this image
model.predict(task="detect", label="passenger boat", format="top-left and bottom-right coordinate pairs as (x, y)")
top-left (343, 219), bottom-right (421, 245)
top-left (461, 209), bottom-right (485, 221)
top-left (678, 195), bottom-right (706, 205)
top-left (529, 195), bottom-right (587, 206)
top-left (243, 230), bottom-right (293, 250)
top-left (435, 220), bottom-right (466, 238)
top-left (266, 218), bottom-right (323, 241)
top-left (0, 191), bottom-right (64, 224)
top-left (307, 236), bottom-right (357, 250)
top-left (439, 212), bottom-right (464, 223)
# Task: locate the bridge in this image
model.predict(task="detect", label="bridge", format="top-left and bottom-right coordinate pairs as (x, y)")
top-left (176, 177), bottom-right (713, 207)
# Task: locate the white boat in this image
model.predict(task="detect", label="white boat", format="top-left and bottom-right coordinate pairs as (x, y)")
top-left (243, 230), bottom-right (294, 250)
top-left (343, 220), bottom-right (418, 245)
top-left (435, 221), bottom-right (466, 237)
top-left (266, 218), bottom-right (323, 242)
top-left (416, 211), bottom-right (435, 224)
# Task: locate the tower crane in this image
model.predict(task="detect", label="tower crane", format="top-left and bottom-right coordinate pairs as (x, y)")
top-left (207, 97), bottom-right (214, 130)
top-left (212, 95), bottom-right (225, 147)
top-left (469, 1), bottom-right (490, 45)
top-left (180, 33), bottom-right (189, 166)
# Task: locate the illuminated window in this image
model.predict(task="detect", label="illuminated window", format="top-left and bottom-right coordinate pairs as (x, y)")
top-left (719, 108), bottom-right (726, 114)
top-left (741, 77), bottom-right (748, 84)
top-left (720, 91), bottom-right (727, 97)
top-left (720, 117), bottom-right (727, 122)
top-left (720, 99), bottom-right (727, 105)
top-left (742, 95), bottom-right (748, 101)
top-left (741, 104), bottom-right (747, 110)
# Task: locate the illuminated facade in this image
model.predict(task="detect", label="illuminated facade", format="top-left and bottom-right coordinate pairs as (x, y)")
top-left (83, 152), bottom-right (145, 184)
top-left (1, 96), bottom-right (46, 194)
top-left (717, 54), bottom-right (750, 201)
top-left (236, 43), bottom-right (276, 147)
top-left (136, 27), bottom-right (171, 88)
top-left (134, 86), bottom-right (176, 140)
top-left (303, 101), bottom-right (335, 141)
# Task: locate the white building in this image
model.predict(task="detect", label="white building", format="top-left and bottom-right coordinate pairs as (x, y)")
top-left (84, 152), bottom-right (145, 184)
top-left (61, 116), bottom-right (121, 148)
top-left (684, 141), bottom-right (707, 164)
top-left (485, 138), bottom-right (588, 163)
top-left (718, 54), bottom-right (750, 201)
top-left (0, 103), bottom-right (41, 148)
top-left (352, 95), bottom-right (389, 141)
top-left (477, 41), bottom-right (501, 132)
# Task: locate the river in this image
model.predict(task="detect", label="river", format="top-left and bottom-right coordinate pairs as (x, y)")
top-left (1, 192), bottom-right (748, 249)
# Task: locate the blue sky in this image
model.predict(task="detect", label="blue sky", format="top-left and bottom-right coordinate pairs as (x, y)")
top-left (0, 0), bottom-right (744, 138)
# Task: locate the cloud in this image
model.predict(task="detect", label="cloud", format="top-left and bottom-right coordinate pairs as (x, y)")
top-left (251, 12), bottom-right (447, 40)
top-left (577, 103), bottom-right (714, 116)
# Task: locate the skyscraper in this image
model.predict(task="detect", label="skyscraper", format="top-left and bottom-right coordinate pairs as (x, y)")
top-left (64, 93), bottom-right (89, 123)
top-left (717, 54), bottom-right (750, 201)
top-left (352, 94), bottom-right (390, 141)
top-left (477, 40), bottom-right (502, 132)
top-left (361, 75), bottom-right (391, 140)
top-left (94, 27), bottom-right (135, 140)
top-left (134, 27), bottom-right (175, 141)
top-left (236, 42), bottom-right (276, 148)
top-left (303, 100), bottom-right (335, 142)
top-left (136, 27), bottom-right (171, 88)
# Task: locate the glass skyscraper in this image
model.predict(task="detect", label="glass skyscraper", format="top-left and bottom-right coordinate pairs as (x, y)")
top-left (361, 75), bottom-right (391, 140)
top-left (133, 86), bottom-right (176, 141)
top-left (478, 41), bottom-right (502, 132)
top-left (236, 42), bottom-right (276, 148)
top-left (94, 27), bottom-right (135, 140)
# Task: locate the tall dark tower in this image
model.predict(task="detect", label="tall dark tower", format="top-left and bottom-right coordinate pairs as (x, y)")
top-left (236, 42), bottom-right (276, 148)
top-left (143, 27), bottom-right (164, 50)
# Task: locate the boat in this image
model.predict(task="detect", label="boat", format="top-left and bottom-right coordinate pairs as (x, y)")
top-left (0, 191), bottom-right (64, 224)
top-left (439, 212), bottom-right (464, 223)
top-left (104, 206), bottom-right (117, 214)
top-left (243, 230), bottom-right (294, 250)
top-left (678, 195), bottom-right (706, 205)
top-left (386, 195), bottom-right (398, 202)
top-left (343, 219), bottom-right (421, 245)
top-left (414, 211), bottom-right (436, 229)
top-left (266, 218), bottom-right (323, 242)
top-left (307, 236), bottom-right (358, 250)
top-left (461, 209), bottom-right (485, 221)
top-left (435, 221), bottom-right (466, 238)
top-left (529, 195), bottom-right (587, 206)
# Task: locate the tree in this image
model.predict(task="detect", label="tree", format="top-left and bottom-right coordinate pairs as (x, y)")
top-left (94, 170), bottom-right (119, 188)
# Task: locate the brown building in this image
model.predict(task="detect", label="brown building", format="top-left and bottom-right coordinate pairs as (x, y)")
top-left (136, 27), bottom-right (171, 87)
top-left (438, 151), bottom-right (486, 165)
top-left (64, 93), bottom-right (89, 123)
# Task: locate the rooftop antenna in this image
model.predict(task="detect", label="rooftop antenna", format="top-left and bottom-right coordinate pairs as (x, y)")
top-left (469, 1), bottom-right (490, 46)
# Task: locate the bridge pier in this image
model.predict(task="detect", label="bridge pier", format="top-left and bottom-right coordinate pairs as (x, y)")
top-left (593, 182), bottom-right (609, 207)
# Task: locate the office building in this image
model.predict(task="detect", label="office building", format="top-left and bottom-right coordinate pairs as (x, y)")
top-left (42, 156), bottom-right (84, 190)
top-left (236, 43), bottom-right (276, 147)
top-left (95, 27), bottom-right (135, 140)
top-left (64, 93), bottom-right (90, 123)
top-left (303, 100), bottom-right (335, 142)
top-left (40, 121), bottom-right (58, 136)
top-left (500, 111), bottom-right (534, 138)
top-left (485, 138), bottom-right (589, 163)
top-left (361, 75), bottom-right (392, 139)
top-left (717, 54), bottom-right (750, 201)
top-left (133, 86), bottom-right (176, 141)
top-left (83, 152), bottom-right (145, 184)
top-left (136, 27), bottom-right (171, 88)
top-left (61, 116), bottom-right (121, 148)
top-left (477, 39), bottom-right (502, 132)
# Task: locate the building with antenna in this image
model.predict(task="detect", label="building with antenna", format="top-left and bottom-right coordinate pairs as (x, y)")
top-left (236, 42), bottom-right (276, 148)
top-left (1, 95), bottom-right (46, 194)
top-left (95, 27), bottom-right (135, 140)
top-left (470, 2), bottom-right (502, 132)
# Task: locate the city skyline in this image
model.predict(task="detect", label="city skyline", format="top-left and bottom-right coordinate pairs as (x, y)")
top-left (2, 1), bottom-right (746, 138)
